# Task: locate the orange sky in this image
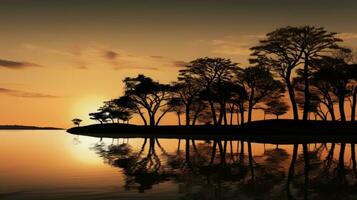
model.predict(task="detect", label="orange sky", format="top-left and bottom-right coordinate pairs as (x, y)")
top-left (0, 0), bottom-right (357, 128)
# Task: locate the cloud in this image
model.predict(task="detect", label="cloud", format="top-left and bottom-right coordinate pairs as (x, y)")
top-left (211, 40), bottom-right (252, 56)
top-left (172, 61), bottom-right (188, 68)
top-left (104, 50), bottom-right (119, 60)
top-left (150, 55), bottom-right (165, 59)
top-left (338, 33), bottom-right (357, 40)
top-left (0, 59), bottom-right (41, 69)
top-left (191, 35), bottom-right (264, 57)
top-left (0, 88), bottom-right (59, 98)
top-left (23, 44), bottom-right (76, 57)
top-left (74, 65), bottom-right (88, 70)
top-left (113, 66), bottom-right (159, 71)
top-left (24, 43), bottom-right (182, 71)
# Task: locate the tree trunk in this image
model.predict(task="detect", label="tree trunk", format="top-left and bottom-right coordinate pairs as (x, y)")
top-left (351, 86), bottom-right (357, 122)
top-left (286, 76), bottom-right (299, 120)
top-left (208, 100), bottom-right (218, 125)
top-left (230, 106), bottom-right (234, 125)
top-left (302, 57), bottom-right (310, 121)
top-left (240, 106), bottom-right (245, 125)
top-left (247, 88), bottom-right (254, 123)
top-left (339, 95), bottom-right (346, 122)
top-left (137, 108), bottom-right (147, 126)
top-left (217, 103), bottom-right (224, 125)
top-left (177, 113), bottom-right (181, 126)
top-left (223, 104), bottom-right (228, 126)
top-left (185, 104), bottom-right (190, 126)
top-left (236, 110), bottom-right (240, 125)
top-left (150, 115), bottom-right (156, 127)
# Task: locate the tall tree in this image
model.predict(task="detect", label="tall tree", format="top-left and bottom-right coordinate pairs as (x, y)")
top-left (250, 27), bottom-right (305, 120)
top-left (179, 57), bottom-right (239, 125)
top-left (172, 77), bottom-right (201, 126)
top-left (166, 97), bottom-right (185, 126)
top-left (237, 66), bottom-right (285, 123)
top-left (250, 26), bottom-right (342, 121)
top-left (312, 57), bottom-right (352, 121)
top-left (123, 74), bottom-right (172, 126)
top-left (297, 26), bottom-right (342, 120)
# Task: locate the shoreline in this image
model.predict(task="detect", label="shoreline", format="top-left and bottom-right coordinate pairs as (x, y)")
top-left (67, 120), bottom-right (357, 144)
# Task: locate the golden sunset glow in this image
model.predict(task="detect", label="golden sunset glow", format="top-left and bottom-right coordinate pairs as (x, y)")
top-left (0, 0), bottom-right (357, 128)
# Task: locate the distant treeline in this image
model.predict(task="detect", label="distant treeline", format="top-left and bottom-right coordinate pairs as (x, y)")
top-left (75, 26), bottom-right (357, 127)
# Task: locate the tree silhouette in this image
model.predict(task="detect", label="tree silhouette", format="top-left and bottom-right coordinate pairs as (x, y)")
top-left (89, 111), bottom-right (108, 124)
top-left (297, 27), bottom-right (343, 121)
top-left (173, 76), bottom-right (202, 126)
top-left (237, 65), bottom-right (285, 123)
top-left (312, 56), bottom-right (354, 121)
top-left (250, 26), bottom-right (343, 121)
top-left (71, 118), bottom-right (82, 127)
top-left (179, 57), bottom-right (240, 125)
top-left (263, 99), bottom-right (289, 119)
top-left (166, 97), bottom-right (184, 126)
top-left (123, 74), bottom-right (172, 126)
top-left (250, 27), bottom-right (305, 120)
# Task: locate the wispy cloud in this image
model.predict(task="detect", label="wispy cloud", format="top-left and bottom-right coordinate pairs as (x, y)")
top-left (23, 43), bottom-right (185, 71)
top-left (338, 32), bottom-right (357, 40)
top-left (0, 59), bottom-right (42, 69)
top-left (0, 88), bottom-right (59, 98)
top-left (209, 35), bottom-right (264, 56)
top-left (172, 61), bottom-right (188, 68)
top-left (74, 65), bottom-right (89, 70)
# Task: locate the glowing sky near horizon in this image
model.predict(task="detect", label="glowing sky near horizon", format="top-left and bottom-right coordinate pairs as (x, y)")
top-left (0, 0), bottom-right (357, 127)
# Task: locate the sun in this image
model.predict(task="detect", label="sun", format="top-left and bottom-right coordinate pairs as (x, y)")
top-left (69, 95), bottom-right (107, 126)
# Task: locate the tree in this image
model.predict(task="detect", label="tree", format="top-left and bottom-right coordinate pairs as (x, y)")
top-left (72, 118), bottom-right (82, 127)
top-left (250, 27), bottom-right (305, 120)
top-left (237, 65), bottom-right (285, 123)
top-left (166, 97), bottom-right (185, 126)
top-left (123, 74), bottom-right (172, 126)
top-left (312, 57), bottom-right (352, 121)
top-left (179, 57), bottom-right (240, 125)
top-left (264, 100), bottom-right (289, 119)
top-left (297, 26), bottom-right (342, 120)
top-left (171, 78), bottom-right (201, 126)
top-left (111, 96), bottom-right (137, 123)
top-left (250, 26), bottom-right (343, 121)
top-left (89, 111), bottom-right (108, 124)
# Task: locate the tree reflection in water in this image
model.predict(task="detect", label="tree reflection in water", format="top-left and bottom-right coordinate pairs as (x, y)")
top-left (91, 138), bottom-right (357, 199)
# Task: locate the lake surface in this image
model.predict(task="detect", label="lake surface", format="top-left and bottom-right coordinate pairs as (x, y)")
top-left (1, 130), bottom-right (357, 200)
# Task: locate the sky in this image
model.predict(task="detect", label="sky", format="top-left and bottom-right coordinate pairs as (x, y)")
top-left (1, 0), bottom-right (357, 128)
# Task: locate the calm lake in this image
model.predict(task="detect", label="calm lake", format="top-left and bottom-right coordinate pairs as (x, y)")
top-left (1, 130), bottom-right (357, 200)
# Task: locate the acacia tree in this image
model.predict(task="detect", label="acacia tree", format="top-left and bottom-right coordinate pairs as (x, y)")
top-left (123, 74), bottom-right (172, 126)
top-left (237, 65), bottom-right (285, 123)
top-left (297, 26), bottom-right (342, 120)
top-left (166, 97), bottom-right (185, 126)
top-left (312, 57), bottom-right (352, 121)
top-left (250, 26), bottom-right (343, 121)
top-left (250, 27), bottom-right (305, 120)
top-left (172, 77), bottom-right (202, 126)
top-left (179, 57), bottom-right (239, 125)
top-left (264, 100), bottom-right (289, 119)
top-left (89, 111), bottom-right (108, 124)
top-left (310, 75), bottom-right (338, 121)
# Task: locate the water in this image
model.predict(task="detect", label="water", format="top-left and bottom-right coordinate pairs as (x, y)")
top-left (1, 130), bottom-right (357, 200)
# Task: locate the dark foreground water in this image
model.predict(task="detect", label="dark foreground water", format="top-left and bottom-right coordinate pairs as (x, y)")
top-left (1, 130), bottom-right (357, 200)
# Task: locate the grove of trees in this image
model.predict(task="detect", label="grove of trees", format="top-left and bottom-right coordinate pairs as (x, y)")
top-left (86, 25), bottom-right (357, 126)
